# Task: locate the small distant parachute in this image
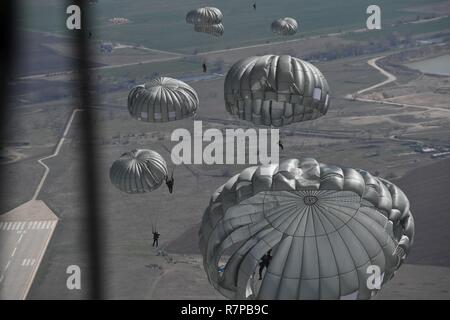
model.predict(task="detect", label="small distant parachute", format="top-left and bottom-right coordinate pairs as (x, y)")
top-left (199, 158), bottom-right (415, 300)
top-left (109, 149), bottom-right (168, 194)
top-left (186, 7), bottom-right (223, 25)
top-left (224, 55), bottom-right (330, 127)
top-left (127, 77), bottom-right (199, 123)
top-left (271, 17), bottom-right (298, 36)
top-left (194, 23), bottom-right (224, 37)
top-left (186, 7), bottom-right (224, 37)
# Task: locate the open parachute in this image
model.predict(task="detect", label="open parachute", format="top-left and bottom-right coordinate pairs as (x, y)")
top-left (224, 55), bottom-right (330, 127)
top-left (109, 149), bottom-right (168, 193)
top-left (127, 77), bottom-right (199, 123)
top-left (186, 7), bottom-right (224, 37)
top-left (199, 158), bottom-right (415, 300)
top-left (194, 23), bottom-right (224, 37)
top-left (271, 17), bottom-right (298, 36)
top-left (186, 7), bottom-right (223, 25)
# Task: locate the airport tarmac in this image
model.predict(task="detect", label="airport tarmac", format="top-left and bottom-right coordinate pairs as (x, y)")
top-left (0, 200), bottom-right (58, 299)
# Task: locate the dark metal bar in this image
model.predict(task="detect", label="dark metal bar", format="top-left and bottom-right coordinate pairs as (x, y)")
top-left (0, 0), bottom-right (19, 273)
top-left (71, 0), bottom-right (104, 299)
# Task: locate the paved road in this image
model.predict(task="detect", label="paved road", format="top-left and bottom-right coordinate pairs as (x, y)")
top-left (0, 200), bottom-right (58, 300)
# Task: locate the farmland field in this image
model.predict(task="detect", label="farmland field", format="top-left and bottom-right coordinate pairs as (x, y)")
top-left (19, 0), bottom-right (448, 53)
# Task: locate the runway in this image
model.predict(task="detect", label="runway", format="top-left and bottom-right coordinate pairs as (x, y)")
top-left (0, 201), bottom-right (58, 299)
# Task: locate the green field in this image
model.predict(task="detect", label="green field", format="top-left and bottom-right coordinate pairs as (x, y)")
top-left (19, 0), bottom-right (448, 53)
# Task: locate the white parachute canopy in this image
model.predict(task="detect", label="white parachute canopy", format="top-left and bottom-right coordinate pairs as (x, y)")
top-left (199, 158), bottom-right (415, 300)
top-left (224, 55), bottom-right (331, 127)
top-left (271, 17), bottom-right (298, 36)
top-left (186, 7), bottom-right (223, 25)
top-left (127, 77), bottom-right (199, 123)
top-left (186, 7), bottom-right (224, 36)
top-left (194, 23), bottom-right (224, 37)
top-left (109, 149), bottom-right (168, 194)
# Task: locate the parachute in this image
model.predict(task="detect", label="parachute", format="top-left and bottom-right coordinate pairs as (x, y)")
top-left (127, 77), bottom-right (199, 123)
top-left (224, 55), bottom-right (330, 127)
top-left (271, 17), bottom-right (298, 36)
top-left (186, 7), bottom-right (223, 25)
top-left (186, 7), bottom-right (224, 37)
top-left (199, 158), bottom-right (415, 300)
top-left (194, 23), bottom-right (224, 37)
top-left (109, 149), bottom-right (168, 194)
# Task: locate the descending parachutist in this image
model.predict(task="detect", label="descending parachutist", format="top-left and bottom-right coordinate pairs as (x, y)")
top-left (258, 250), bottom-right (272, 280)
top-left (152, 230), bottom-right (160, 247)
top-left (165, 171), bottom-right (174, 193)
top-left (278, 140), bottom-right (284, 150)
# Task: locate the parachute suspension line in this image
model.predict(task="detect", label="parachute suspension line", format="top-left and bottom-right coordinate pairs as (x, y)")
top-left (152, 175), bottom-right (171, 233)
top-left (163, 167), bottom-right (172, 181)
top-left (134, 188), bottom-right (160, 237)
top-left (269, 101), bottom-right (273, 126)
top-left (151, 211), bottom-right (162, 234)
top-left (152, 212), bottom-right (161, 233)
top-left (125, 195), bottom-right (150, 243)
